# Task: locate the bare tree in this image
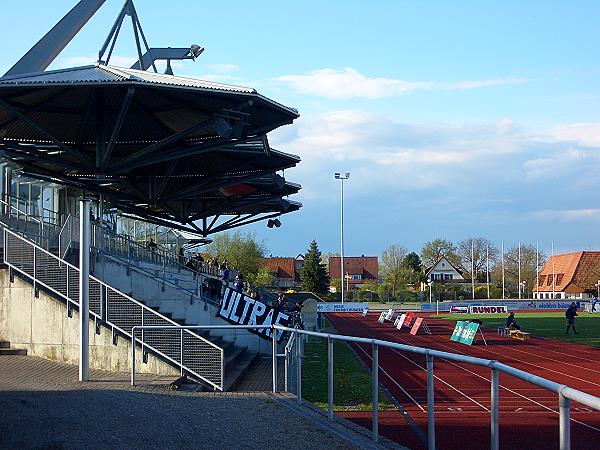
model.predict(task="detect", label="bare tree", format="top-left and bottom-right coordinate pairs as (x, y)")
top-left (492, 244), bottom-right (546, 295)
top-left (381, 244), bottom-right (409, 297)
top-left (420, 238), bottom-right (460, 268)
top-left (456, 237), bottom-right (499, 279)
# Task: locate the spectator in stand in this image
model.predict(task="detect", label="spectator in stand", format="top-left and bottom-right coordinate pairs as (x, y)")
top-left (222, 265), bottom-right (230, 283)
top-left (233, 274), bottom-right (244, 292)
top-left (506, 312), bottom-right (521, 330)
top-left (274, 292), bottom-right (287, 311)
top-left (566, 302), bottom-right (578, 335)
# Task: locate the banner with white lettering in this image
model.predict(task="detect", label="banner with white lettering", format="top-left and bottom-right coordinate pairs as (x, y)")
top-left (469, 305), bottom-right (508, 314)
top-left (317, 302), bottom-right (369, 313)
top-left (218, 288), bottom-right (290, 341)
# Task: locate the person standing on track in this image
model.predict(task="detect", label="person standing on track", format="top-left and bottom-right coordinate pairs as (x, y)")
top-left (565, 302), bottom-right (578, 335)
top-left (591, 296), bottom-right (598, 313)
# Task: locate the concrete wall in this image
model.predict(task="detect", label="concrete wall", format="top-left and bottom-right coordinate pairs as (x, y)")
top-left (0, 270), bottom-right (179, 377)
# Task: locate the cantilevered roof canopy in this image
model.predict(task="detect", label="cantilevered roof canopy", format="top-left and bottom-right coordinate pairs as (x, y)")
top-left (0, 64), bottom-right (302, 233)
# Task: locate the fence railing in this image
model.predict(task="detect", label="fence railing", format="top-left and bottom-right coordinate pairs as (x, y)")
top-left (130, 324), bottom-right (600, 450)
top-left (0, 197), bottom-right (61, 249)
top-left (59, 214), bottom-right (220, 280)
top-left (3, 226), bottom-right (224, 390)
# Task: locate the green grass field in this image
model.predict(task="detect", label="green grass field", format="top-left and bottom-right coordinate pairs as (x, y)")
top-left (436, 312), bottom-right (600, 346)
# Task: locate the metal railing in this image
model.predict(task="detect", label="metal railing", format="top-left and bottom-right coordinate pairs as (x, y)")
top-left (59, 214), bottom-right (220, 279)
top-left (3, 226), bottom-right (225, 390)
top-left (130, 324), bottom-right (600, 450)
top-left (0, 197), bottom-right (61, 249)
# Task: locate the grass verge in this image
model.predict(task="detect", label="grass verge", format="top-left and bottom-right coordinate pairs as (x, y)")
top-left (301, 337), bottom-right (395, 411)
top-left (436, 312), bottom-right (600, 346)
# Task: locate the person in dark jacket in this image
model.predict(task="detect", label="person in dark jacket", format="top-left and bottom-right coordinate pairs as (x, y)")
top-left (506, 312), bottom-right (521, 330)
top-left (566, 302), bottom-right (578, 335)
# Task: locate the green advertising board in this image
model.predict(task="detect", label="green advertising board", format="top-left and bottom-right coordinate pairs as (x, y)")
top-left (450, 321), bottom-right (479, 345)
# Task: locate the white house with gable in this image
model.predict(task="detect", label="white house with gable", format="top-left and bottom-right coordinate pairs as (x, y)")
top-left (425, 256), bottom-right (465, 283)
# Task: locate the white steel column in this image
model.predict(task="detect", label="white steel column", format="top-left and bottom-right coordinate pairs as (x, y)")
top-left (552, 242), bottom-right (556, 299)
top-left (518, 242), bottom-right (522, 300)
top-left (536, 243), bottom-right (539, 299)
top-left (471, 240), bottom-right (475, 300)
top-left (501, 242), bottom-right (505, 300)
top-left (486, 245), bottom-right (490, 300)
top-left (79, 198), bottom-right (91, 382)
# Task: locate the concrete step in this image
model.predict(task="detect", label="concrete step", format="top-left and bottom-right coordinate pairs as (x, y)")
top-left (224, 345), bottom-right (248, 372)
top-left (0, 348), bottom-right (27, 356)
top-left (224, 350), bottom-right (259, 391)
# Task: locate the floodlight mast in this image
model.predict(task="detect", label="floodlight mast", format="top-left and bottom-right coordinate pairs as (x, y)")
top-left (334, 172), bottom-right (350, 303)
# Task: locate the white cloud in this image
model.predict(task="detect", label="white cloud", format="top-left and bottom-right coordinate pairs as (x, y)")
top-left (530, 208), bottom-right (600, 220)
top-left (206, 63), bottom-right (239, 73)
top-left (549, 123), bottom-right (600, 147)
top-left (274, 67), bottom-right (527, 99)
top-left (271, 110), bottom-right (531, 197)
top-left (271, 110), bottom-right (600, 218)
top-left (522, 147), bottom-right (590, 180)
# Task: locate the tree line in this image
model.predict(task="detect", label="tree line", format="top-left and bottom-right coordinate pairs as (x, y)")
top-left (202, 231), bottom-right (548, 301)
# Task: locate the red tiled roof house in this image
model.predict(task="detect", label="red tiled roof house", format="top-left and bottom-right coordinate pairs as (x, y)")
top-left (328, 256), bottom-right (379, 290)
top-left (533, 251), bottom-right (600, 300)
top-left (260, 255), bottom-right (304, 288)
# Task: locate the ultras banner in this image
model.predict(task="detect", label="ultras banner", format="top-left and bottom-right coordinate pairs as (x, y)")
top-left (218, 287), bottom-right (290, 342)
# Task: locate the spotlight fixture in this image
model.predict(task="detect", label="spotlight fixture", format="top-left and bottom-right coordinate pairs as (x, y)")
top-left (190, 44), bottom-right (204, 59)
top-left (267, 218), bottom-right (282, 228)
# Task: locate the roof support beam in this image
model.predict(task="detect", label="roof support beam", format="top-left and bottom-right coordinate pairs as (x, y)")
top-left (110, 116), bottom-right (229, 173)
top-left (158, 168), bottom-right (275, 203)
top-left (208, 211), bottom-right (282, 235)
top-left (0, 97), bottom-right (95, 169)
top-left (0, 145), bottom-right (83, 171)
top-left (0, 87), bottom-right (70, 130)
top-left (101, 86), bottom-right (135, 170)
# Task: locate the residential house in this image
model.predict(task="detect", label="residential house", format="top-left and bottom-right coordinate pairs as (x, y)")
top-left (329, 255), bottom-right (378, 290)
top-left (425, 256), bottom-right (465, 283)
top-left (261, 255), bottom-right (304, 288)
top-left (533, 251), bottom-right (600, 299)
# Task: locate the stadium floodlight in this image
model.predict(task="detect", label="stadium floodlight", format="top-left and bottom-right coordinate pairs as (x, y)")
top-left (190, 44), bottom-right (204, 59)
top-left (267, 218), bottom-right (281, 228)
top-left (334, 172), bottom-right (350, 303)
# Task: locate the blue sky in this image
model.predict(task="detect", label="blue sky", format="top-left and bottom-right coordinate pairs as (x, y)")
top-left (3, 1), bottom-right (600, 258)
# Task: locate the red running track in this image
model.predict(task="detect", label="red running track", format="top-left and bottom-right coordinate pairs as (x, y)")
top-left (327, 313), bottom-right (600, 450)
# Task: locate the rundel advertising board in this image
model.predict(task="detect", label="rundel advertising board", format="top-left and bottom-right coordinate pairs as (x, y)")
top-left (469, 305), bottom-right (508, 314)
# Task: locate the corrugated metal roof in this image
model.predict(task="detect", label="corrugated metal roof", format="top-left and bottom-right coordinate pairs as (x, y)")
top-left (0, 64), bottom-right (256, 94)
top-left (105, 66), bottom-right (256, 94)
top-left (0, 65), bottom-right (126, 84)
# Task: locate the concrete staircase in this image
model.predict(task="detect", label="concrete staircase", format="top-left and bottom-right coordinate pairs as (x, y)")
top-left (70, 244), bottom-right (261, 391)
top-left (0, 341), bottom-right (27, 356)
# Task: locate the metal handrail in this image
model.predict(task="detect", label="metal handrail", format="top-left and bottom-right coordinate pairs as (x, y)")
top-left (62, 214), bottom-right (220, 279)
top-left (130, 324), bottom-right (600, 450)
top-left (92, 246), bottom-right (219, 307)
top-left (3, 226), bottom-right (225, 390)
